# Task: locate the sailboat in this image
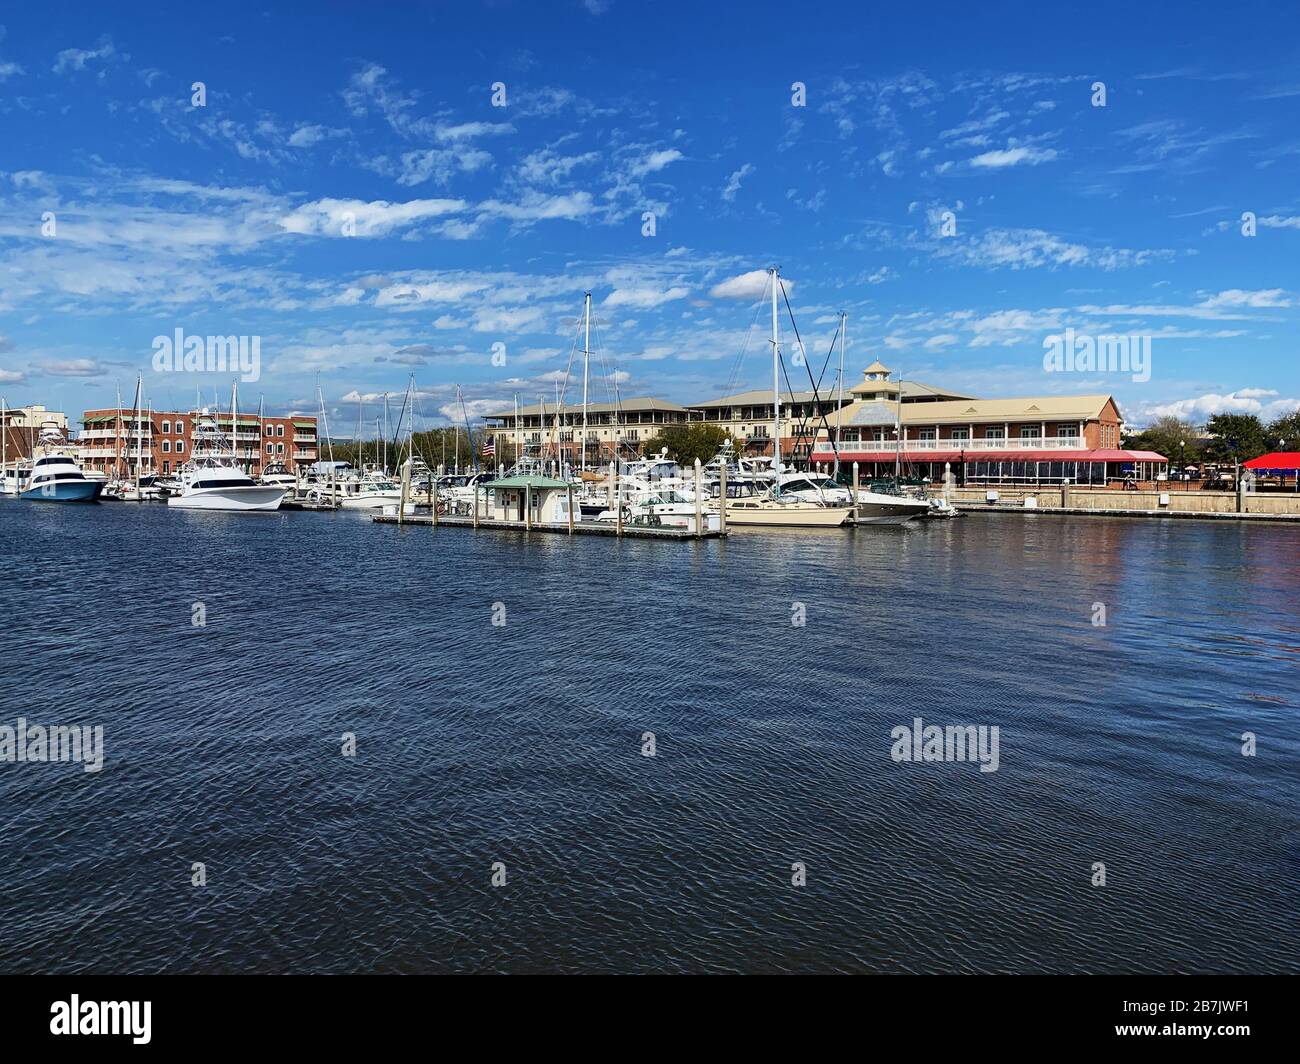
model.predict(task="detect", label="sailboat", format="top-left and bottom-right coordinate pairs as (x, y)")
top-left (20, 423), bottom-right (103, 502)
top-left (719, 268), bottom-right (854, 528)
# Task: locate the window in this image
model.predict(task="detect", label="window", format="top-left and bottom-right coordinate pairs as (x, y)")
top-left (276, 425), bottom-right (284, 437)
top-left (175, 419), bottom-right (184, 434)
top-left (161, 420), bottom-right (171, 433)
top-left (162, 440), bottom-right (171, 453)
top-left (163, 461), bottom-right (170, 473)
top-left (277, 443), bottom-right (284, 454)
top-left (951, 429), bottom-right (970, 442)
top-left (266, 442), bottom-right (274, 453)
top-left (1020, 427), bottom-right (1036, 439)
top-left (265, 425), bottom-right (274, 436)
top-left (917, 429), bottom-right (937, 441)
top-left (175, 440), bottom-right (185, 453)
top-left (1057, 426), bottom-right (1079, 439)
top-left (985, 428), bottom-right (1004, 439)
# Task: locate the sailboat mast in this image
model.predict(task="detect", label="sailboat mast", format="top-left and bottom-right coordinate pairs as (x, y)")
top-left (770, 266), bottom-right (782, 495)
top-left (257, 395), bottom-right (264, 478)
top-left (582, 291), bottom-right (591, 472)
top-left (230, 380), bottom-right (239, 469)
top-left (895, 372), bottom-right (902, 481)
top-left (834, 311), bottom-right (846, 479)
top-left (133, 376), bottom-right (143, 498)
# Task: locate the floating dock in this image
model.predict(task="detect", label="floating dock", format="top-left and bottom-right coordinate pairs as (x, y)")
top-left (372, 513), bottom-right (726, 539)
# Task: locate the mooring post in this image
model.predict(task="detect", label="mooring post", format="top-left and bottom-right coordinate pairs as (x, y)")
top-left (615, 467), bottom-right (624, 538)
top-left (525, 484), bottom-right (532, 530)
top-left (694, 458), bottom-right (704, 537)
top-left (852, 461), bottom-right (860, 525)
top-left (399, 461), bottom-right (410, 526)
top-left (473, 482), bottom-right (480, 528)
top-left (719, 460), bottom-right (728, 534)
top-left (567, 482), bottom-right (574, 535)
top-left (607, 460), bottom-right (615, 511)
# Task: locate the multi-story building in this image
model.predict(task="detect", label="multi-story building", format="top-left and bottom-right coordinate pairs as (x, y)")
top-left (77, 409), bottom-right (318, 477)
top-left (481, 397), bottom-right (690, 464)
top-left (1, 405), bottom-right (69, 461)
top-left (807, 362), bottom-right (1164, 485)
top-left (686, 361), bottom-right (974, 460)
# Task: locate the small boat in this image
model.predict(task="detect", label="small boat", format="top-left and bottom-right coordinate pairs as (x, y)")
top-left (168, 410), bottom-right (286, 511)
top-left (722, 493), bottom-right (853, 527)
top-left (597, 489), bottom-right (721, 532)
top-left (19, 425), bottom-right (103, 503)
top-left (339, 469), bottom-right (404, 509)
top-left (258, 461), bottom-right (298, 491)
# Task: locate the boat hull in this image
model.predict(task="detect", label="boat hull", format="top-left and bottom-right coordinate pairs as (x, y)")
top-left (168, 485), bottom-right (286, 511)
top-left (721, 503), bottom-right (852, 527)
top-left (20, 480), bottom-right (103, 503)
top-left (852, 491), bottom-right (929, 524)
top-left (339, 492), bottom-right (403, 510)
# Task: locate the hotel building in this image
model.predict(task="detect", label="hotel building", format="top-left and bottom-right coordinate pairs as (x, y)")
top-left (77, 409), bottom-right (319, 477)
top-left (481, 397), bottom-right (690, 464)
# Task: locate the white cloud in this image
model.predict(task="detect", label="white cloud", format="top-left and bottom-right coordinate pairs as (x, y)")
top-left (1144, 390), bottom-right (1300, 422)
top-left (278, 197), bottom-right (466, 238)
top-left (969, 146), bottom-right (1059, 168)
top-left (1198, 288), bottom-right (1291, 309)
top-left (722, 163), bottom-right (754, 202)
top-left (709, 269), bottom-right (785, 300)
top-left (604, 285), bottom-right (690, 309)
top-left (53, 40), bottom-right (116, 75)
top-left (629, 148), bottom-right (683, 177)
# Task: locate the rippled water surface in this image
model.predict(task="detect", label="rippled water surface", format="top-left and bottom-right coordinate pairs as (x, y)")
top-left (0, 500), bottom-right (1297, 973)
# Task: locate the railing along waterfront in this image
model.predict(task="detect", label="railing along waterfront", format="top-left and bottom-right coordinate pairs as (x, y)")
top-left (811, 436), bottom-right (1084, 457)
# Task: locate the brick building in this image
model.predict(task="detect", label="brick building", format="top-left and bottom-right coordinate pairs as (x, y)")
top-left (78, 409), bottom-right (318, 477)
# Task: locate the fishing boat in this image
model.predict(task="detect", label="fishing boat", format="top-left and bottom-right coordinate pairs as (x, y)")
top-left (20, 424), bottom-right (103, 502)
top-left (718, 267), bottom-right (853, 528)
top-left (168, 407), bottom-right (286, 511)
top-left (339, 469), bottom-right (403, 510)
top-left (258, 461), bottom-right (298, 491)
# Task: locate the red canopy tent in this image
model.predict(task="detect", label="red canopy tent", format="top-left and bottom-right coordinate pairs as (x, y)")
top-left (1244, 452), bottom-right (1300, 471)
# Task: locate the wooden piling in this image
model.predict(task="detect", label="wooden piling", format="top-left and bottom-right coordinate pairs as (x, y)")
top-left (694, 458), bottom-right (704, 538)
top-left (567, 483), bottom-right (574, 535)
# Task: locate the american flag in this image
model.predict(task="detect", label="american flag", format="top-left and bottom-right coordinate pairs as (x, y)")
top-left (481, 434), bottom-right (495, 458)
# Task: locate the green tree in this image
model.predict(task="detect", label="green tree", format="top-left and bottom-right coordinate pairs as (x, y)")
top-left (640, 424), bottom-right (731, 467)
top-left (1124, 415), bottom-right (1200, 462)
top-left (1265, 409), bottom-right (1300, 451)
top-left (1203, 413), bottom-right (1267, 463)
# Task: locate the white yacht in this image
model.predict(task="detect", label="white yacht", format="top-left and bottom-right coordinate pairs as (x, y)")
top-left (339, 469), bottom-right (404, 510)
top-left (597, 489), bottom-right (720, 532)
top-left (168, 411), bottom-right (287, 511)
top-left (258, 461), bottom-right (298, 491)
top-left (20, 425), bottom-right (103, 503)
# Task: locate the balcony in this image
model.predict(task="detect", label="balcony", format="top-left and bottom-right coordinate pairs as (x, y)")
top-left (812, 435), bottom-right (1083, 456)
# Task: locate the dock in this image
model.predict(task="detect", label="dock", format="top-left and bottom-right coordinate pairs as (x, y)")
top-left (372, 513), bottom-right (726, 539)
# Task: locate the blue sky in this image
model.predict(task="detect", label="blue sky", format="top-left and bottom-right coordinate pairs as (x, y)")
top-left (1, 0), bottom-right (1298, 432)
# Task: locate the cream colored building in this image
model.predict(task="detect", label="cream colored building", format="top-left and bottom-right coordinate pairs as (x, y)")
top-left (482, 396), bottom-right (689, 464)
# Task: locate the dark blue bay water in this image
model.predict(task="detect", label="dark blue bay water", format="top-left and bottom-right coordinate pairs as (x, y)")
top-left (0, 499), bottom-right (1296, 973)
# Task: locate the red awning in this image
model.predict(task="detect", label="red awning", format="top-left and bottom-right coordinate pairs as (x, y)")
top-left (1244, 451), bottom-right (1300, 471)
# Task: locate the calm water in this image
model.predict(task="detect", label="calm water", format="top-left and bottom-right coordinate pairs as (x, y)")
top-left (0, 499), bottom-right (1296, 973)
